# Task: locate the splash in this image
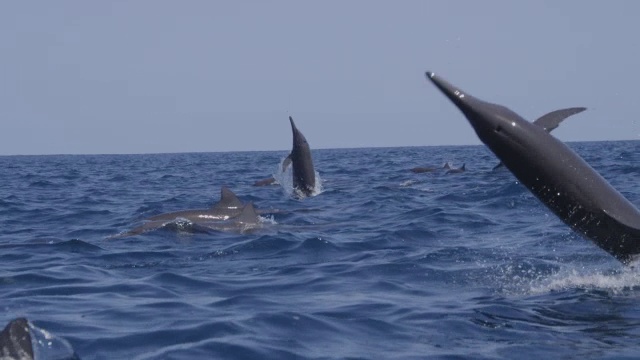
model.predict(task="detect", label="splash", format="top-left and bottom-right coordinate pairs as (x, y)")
top-left (272, 157), bottom-right (323, 198)
top-left (259, 215), bottom-right (278, 225)
top-left (528, 267), bottom-right (640, 295)
top-left (30, 321), bottom-right (79, 360)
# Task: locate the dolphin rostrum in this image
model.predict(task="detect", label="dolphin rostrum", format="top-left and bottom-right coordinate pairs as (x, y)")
top-left (492, 107), bottom-right (586, 170)
top-left (426, 71), bottom-right (640, 264)
top-left (282, 116), bottom-right (316, 197)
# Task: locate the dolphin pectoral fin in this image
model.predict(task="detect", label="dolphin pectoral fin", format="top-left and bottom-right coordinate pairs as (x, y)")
top-left (533, 107), bottom-right (587, 132)
top-left (492, 161), bottom-right (504, 170)
top-left (282, 154), bottom-right (292, 172)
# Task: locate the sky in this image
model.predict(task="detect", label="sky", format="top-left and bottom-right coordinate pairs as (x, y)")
top-left (1, 1), bottom-right (639, 155)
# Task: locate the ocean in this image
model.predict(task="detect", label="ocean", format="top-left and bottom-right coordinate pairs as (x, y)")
top-left (1, 140), bottom-right (640, 359)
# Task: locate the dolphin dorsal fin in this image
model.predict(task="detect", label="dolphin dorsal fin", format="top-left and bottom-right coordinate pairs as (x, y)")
top-left (443, 162), bottom-right (451, 169)
top-left (213, 187), bottom-right (243, 209)
top-left (461, 163), bottom-right (466, 170)
top-left (236, 202), bottom-right (259, 224)
top-left (533, 107), bottom-right (586, 132)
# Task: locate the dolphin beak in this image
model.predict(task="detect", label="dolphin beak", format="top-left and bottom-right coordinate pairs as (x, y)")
top-left (426, 71), bottom-right (500, 137)
top-left (289, 116), bottom-right (297, 133)
top-left (426, 72), bottom-right (474, 114)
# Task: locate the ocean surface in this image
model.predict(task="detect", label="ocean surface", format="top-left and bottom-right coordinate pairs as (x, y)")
top-left (2, 140), bottom-right (640, 360)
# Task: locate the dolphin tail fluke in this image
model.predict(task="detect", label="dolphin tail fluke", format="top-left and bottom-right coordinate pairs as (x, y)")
top-left (533, 107), bottom-right (587, 132)
top-left (214, 187), bottom-right (243, 209)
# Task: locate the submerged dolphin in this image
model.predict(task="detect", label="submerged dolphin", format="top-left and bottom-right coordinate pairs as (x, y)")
top-left (0, 318), bottom-right (33, 360)
top-left (426, 71), bottom-right (640, 264)
top-left (253, 177), bottom-right (277, 186)
top-left (492, 107), bottom-right (586, 170)
top-left (282, 116), bottom-right (316, 196)
top-left (410, 163), bottom-right (451, 173)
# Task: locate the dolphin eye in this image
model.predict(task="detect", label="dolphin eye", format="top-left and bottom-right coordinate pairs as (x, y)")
top-left (495, 125), bottom-right (503, 133)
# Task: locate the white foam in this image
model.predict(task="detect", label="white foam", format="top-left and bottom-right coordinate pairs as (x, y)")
top-left (527, 267), bottom-right (640, 295)
top-left (273, 158), bottom-right (323, 198)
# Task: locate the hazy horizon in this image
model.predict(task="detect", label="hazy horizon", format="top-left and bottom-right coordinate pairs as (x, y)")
top-left (2, 1), bottom-right (640, 156)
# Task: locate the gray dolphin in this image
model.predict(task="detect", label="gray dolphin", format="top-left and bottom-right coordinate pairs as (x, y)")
top-left (0, 318), bottom-right (33, 360)
top-left (426, 71), bottom-right (640, 264)
top-left (253, 177), bottom-right (277, 186)
top-left (114, 187), bottom-right (270, 237)
top-left (410, 163), bottom-right (451, 173)
top-left (146, 186), bottom-right (244, 222)
top-left (199, 202), bottom-right (262, 233)
top-left (492, 107), bottom-right (586, 170)
top-left (282, 116), bottom-right (316, 197)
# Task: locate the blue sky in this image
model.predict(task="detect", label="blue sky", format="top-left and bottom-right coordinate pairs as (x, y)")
top-left (1, 1), bottom-right (639, 155)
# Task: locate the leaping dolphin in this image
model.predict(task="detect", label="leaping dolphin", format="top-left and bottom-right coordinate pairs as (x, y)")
top-left (282, 116), bottom-right (316, 197)
top-left (492, 107), bottom-right (586, 170)
top-left (426, 71), bottom-right (640, 264)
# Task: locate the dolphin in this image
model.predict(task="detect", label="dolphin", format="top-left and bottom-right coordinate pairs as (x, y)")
top-left (410, 163), bottom-right (451, 173)
top-left (253, 177), bottom-right (277, 186)
top-left (492, 107), bottom-right (586, 170)
top-left (0, 318), bottom-right (33, 360)
top-left (426, 71), bottom-right (640, 264)
top-left (199, 202), bottom-right (262, 233)
top-left (114, 187), bottom-right (271, 237)
top-left (282, 116), bottom-right (316, 196)
top-left (144, 186), bottom-right (246, 222)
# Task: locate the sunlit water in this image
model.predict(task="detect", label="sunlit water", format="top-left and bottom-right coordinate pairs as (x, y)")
top-left (1, 141), bottom-right (640, 359)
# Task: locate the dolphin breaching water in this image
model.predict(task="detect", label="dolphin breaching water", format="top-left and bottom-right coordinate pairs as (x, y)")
top-left (282, 116), bottom-right (316, 197)
top-left (426, 71), bottom-right (640, 264)
top-left (114, 187), bottom-right (267, 237)
top-left (492, 107), bottom-right (586, 170)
